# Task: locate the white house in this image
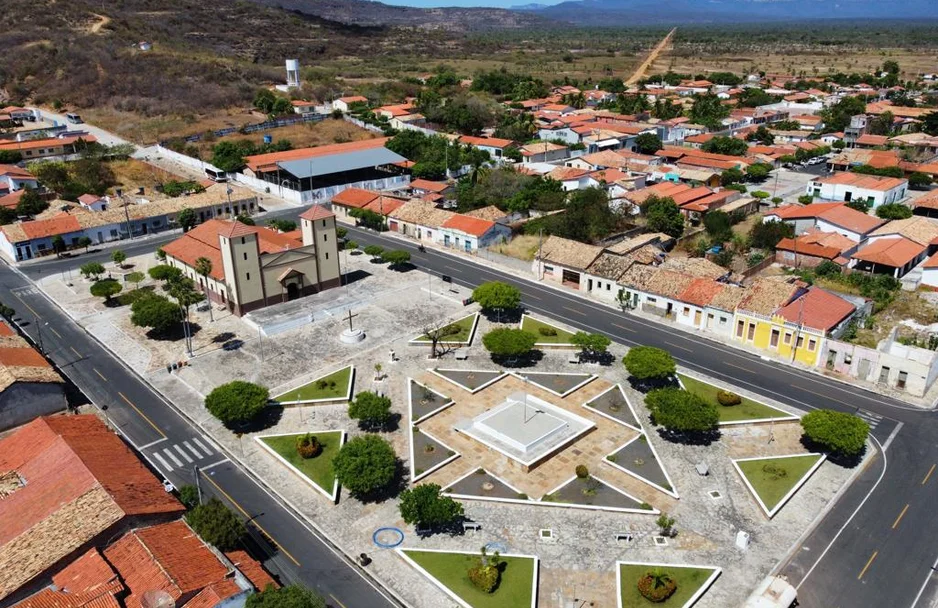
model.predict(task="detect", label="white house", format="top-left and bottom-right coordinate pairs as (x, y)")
top-left (439, 214), bottom-right (511, 253)
top-left (0, 165), bottom-right (38, 193)
top-left (332, 96), bottom-right (369, 112)
top-left (807, 172), bottom-right (908, 210)
top-left (921, 251), bottom-right (938, 288)
top-left (77, 194), bottom-right (108, 212)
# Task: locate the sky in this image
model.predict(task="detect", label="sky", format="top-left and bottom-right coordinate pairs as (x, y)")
top-left (386, 0), bottom-right (565, 6)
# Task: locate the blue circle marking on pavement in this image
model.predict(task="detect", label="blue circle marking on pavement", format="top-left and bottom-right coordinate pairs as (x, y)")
top-left (485, 541), bottom-right (508, 553)
top-left (373, 527), bottom-right (404, 548)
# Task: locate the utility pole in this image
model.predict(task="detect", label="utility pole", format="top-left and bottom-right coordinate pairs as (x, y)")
top-left (35, 316), bottom-right (44, 353)
top-left (536, 229), bottom-right (544, 280)
top-left (194, 465), bottom-right (203, 505)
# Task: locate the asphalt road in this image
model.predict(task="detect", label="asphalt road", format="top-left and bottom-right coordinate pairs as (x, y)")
top-left (0, 262), bottom-right (398, 608)
top-left (16, 214), bottom-right (938, 608)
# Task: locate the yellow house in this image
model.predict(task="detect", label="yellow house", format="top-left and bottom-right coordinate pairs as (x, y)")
top-left (732, 280), bottom-right (857, 368)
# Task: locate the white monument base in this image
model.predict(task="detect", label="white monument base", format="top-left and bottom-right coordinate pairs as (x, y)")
top-left (341, 328), bottom-right (365, 343)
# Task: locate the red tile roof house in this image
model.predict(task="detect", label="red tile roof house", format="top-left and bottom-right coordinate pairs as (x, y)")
top-left (0, 321), bottom-right (67, 430)
top-left (0, 415), bottom-right (185, 605)
top-left (439, 214), bottom-right (511, 253)
top-left (457, 135), bottom-right (515, 161)
top-left (763, 202), bottom-right (885, 243)
top-left (806, 172), bottom-right (909, 211)
top-left (0, 164), bottom-right (38, 193)
top-left (850, 216), bottom-right (938, 280)
top-left (13, 520), bottom-right (277, 608)
top-left (161, 207), bottom-right (341, 316)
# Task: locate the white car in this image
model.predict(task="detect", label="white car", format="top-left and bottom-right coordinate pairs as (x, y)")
top-left (162, 479), bottom-right (176, 493)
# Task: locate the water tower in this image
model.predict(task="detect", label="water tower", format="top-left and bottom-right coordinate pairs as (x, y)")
top-left (285, 59), bottom-right (300, 89)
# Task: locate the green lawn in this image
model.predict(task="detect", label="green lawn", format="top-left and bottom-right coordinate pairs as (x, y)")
top-left (618, 564), bottom-right (718, 608)
top-left (677, 374), bottom-right (791, 423)
top-left (521, 316), bottom-right (576, 344)
top-left (414, 314), bottom-right (477, 343)
top-left (404, 550), bottom-right (535, 608)
top-left (259, 431), bottom-right (344, 495)
top-left (273, 366), bottom-right (352, 402)
top-left (737, 454), bottom-right (823, 513)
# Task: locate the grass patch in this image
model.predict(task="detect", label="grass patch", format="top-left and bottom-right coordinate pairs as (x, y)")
top-left (115, 285), bottom-right (155, 306)
top-left (618, 564), bottom-right (717, 608)
top-left (737, 455), bottom-right (822, 513)
top-left (491, 235), bottom-right (540, 261)
top-left (414, 314), bottom-right (477, 343)
top-left (259, 431), bottom-right (343, 495)
top-left (677, 374), bottom-right (790, 423)
top-left (404, 550), bottom-right (535, 608)
top-left (521, 316), bottom-right (575, 344)
top-left (274, 366), bottom-right (352, 402)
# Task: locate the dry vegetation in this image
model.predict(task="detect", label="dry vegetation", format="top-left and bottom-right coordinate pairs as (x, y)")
top-left (492, 234), bottom-right (541, 261)
top-left (189, 118), bottom-right (378, 157)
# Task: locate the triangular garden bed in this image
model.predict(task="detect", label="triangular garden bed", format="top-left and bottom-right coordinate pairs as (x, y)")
top-left (430, 368), bottom-right (506, 393)
top-left (511, 371), bottom-right (595, 398)
top-left (732, 453), bottom-right (825, 518)
top-left (583, 384), bottom-right (642, 431)
top-left (411, 313), bottom-right (479, 346)
top-left (255, 430), bottom-right (345, 502)
top-left (617, 562), bottom-right (721, 608)
top-left (410, 426), bottom-right (459, 482)
top-left (604, 434), bottom-right (678, 498)
top-left (542, 474), bottom-right (657, 513)
top-left (272, 365), bottom-right (354, 405)
top-left (676, 373), bottom-right (797, 425)
top-left (398, 548), bottom-right (539, 608)
top-left (520, 314), bottom-right (576, 347)
top-left (409, 378), bottom-right (453, 423)
top-left (443, 468), bottom-right (529, 502)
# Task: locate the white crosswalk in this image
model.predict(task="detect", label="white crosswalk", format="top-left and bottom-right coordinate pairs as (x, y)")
top-left (856, 410), bottom-right (883, 430)
top-left (150, 436), bottom-right (218, 472)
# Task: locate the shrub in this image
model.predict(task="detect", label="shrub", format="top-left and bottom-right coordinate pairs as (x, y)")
top-left (717, 390), bottom-right (742, 406)
top-left (90, 278), bottom-right (122, 303)
top-left (575, 464), bottom-right (589, 478)
top-left (472, 281), bottom-right (522, 312)
top-left (246, 585), bottom-right (326, 608)
top-left (399, 483), bottom-right (463, 528)
top-left (623, 346), bottom-right (676, 381)
top-left (363, 244), bottom-right (384, 259)
top-left (333, 435), bottom-right (397, 497)
top-left (538, 326), bottom-right (557, 337)
top-left (348, 391), bottom-right (393, 430)
top-left (80, 262), bottom-right (106, 280)
top-left (185, 497), bottom-right (245, 551)
top-left (482, 328), bottom-right (537, 358)
top-left (295, 433), bottom-right (322, 459)
top-left (468, 547), bottom-right (501, 593)
top-left (204, 381), bottom-right (269, 426)
top-left (178, 485), bottom-right (200, 509)
top-left (637, 570), bottom-right (677, 602)
top-left (801, 409), bottom-right (869, 457)
top-left (798, 194), bottom-right (814, 205)
top-left (645, 388), bottom-right (719, 433)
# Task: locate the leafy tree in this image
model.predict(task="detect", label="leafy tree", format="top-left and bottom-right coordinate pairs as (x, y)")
top-left (156, 247), bottom-right (167, 261)
top-left (749, 221), bottom-right (794, 250)
top-left (472, 281), bottom-right (521, 312)
top-left (268, 219), bottom-right (297, 232)
top-left (176, 207), bottom-right (197, 231)
top-left (923, 111), bottom-right (938, 137)
top-left (909, 172), bottom-right (933, 190)
top-left (77, 236), bottom-right (93, 252)
top-left (571, 332), bottom-right (611, 360)
top-left (689, 93), bottom-right (730, 129)
top-left (16, 187), bottom-right (49, 216)
top-left (832, 139), bottom-right (846, 149)
top-left (185, 497), bottom-right (245, 551)
top-left (253, 88), bottom-right (277, 113)
top-left (126, 271), bottom-right (145, 289)
top-left (867, 111), bottom-right (894, 136)
top-left (720, 167), bottom-right (745, 186)
top-left (746, 163), bottom-right (771, 181)
top-left (131, 294), bottom-right (179, 334)
top-left (703, 210), bottom-right (732, 242)
top-left (348, 391), bottom-right (393, 430)
top-left (204, 381), bottom-right (269, 426)
top-left (845, 199), bottom-right (870, 213)
top-left (645, 387), bottom-right (719, 433)
top-left (0, 151), bottom-right (22, 163)
top-left (178, 485), bottom-right (200, 509)
top-left (623, 346), bottom-right (675, 381)
top-left (482, 328), bottom-right (537, 358)
top-left (90, 279), bottom-right (122, 303)
top-left (161, 180), bottom-right (204, 197)
top-left (798, 194), bottom-right (815, 205)
top-left (363, 244), bottom-right (384, 260)
top-left (751, 190), bottom-right (770, 200)
top-left (876, 204), bottom-right (912, 220)
top-left (0, 303), bottom-right (14, 320)
top-left (801, 409), bottom-right (869, 457)
top-left (111, 250), bottom-right (127, 267)
top-left (820, 96), bottom-right (867, 132)
top-left (702, 136), bottom-right (749, 157)
top-left (210, 140), bottom-right (252, 172)
top-left (381, 249), bottom-right (411, 268)
top-left (271, 96), bottom-right (293, 116)
top-left (645, 197), bottom-right (685, 238)
top-left (235, 213), bottom-right (255, 226)
top-left (246, 585), bottom-right (326, 608)
top-left (80, 262), bottom-right (106, 280)
top-left (815, 261), bottom-right (842, 278)
top-left (635, 133), bottom-right (663, 155)
top-left (399, 483), bottom-right (464, 528)
top-left (52, 235), bottom-right (66, 256)
top-left (333, 435), bottom-right (398, 498)
top-left (149, 264), bottom-right (182, 282)
top-left (746, 125), bottom-right (775, 145)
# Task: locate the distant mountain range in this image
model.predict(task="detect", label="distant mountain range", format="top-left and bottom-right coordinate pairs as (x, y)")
top-left (512, 0), bottom-right (938, 26)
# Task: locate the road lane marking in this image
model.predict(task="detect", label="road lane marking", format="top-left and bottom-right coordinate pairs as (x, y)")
top-left (665, 341), bottom-right (692, 353)
top-left (50, 327), bottom-right (63, 339)
top-left (93, 368), bottom-right (107, 382)
top-left (330, 594), bottom-right (349, 608)
top-left (153, 451), bottom-right (174, 472)
top-left (12, 293), bottom-right (40, 318)
top-left (611, 322), bottom-right (636, 333)
top-left (184, 440), bottom-right (203, 458)
top-left (892, 504), bottom-right (910, 530)
top-left (70, 346), bottom-right (82, 357)
top-left (192, 437), bottom-right (213, 455)
top-left (524, 292), bottom-right (542, 301)
top-left (200, 474), bottom-right (301, 566)
top-left (923, 464), bottom-right (936, 486)
top-left (857, 551), bottom-right (878, 580)
top-left (163, 448), bottom-right (184, 467)
top-left (174, 444), bottom-right (194, 463)
top-left (200, 458), bottom-right (229, 471)
top-left (140, 438), bottom-right (168, 450)
top-left (795, 386), bottom-right (853, 408)
top-left (118, 391), bottom-right (166, 438)
top-left (723, 361), bottom-right (754, 374)
top-left (561, 305), bottom-right (586, 316)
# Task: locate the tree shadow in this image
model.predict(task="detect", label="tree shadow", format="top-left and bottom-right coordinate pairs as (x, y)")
top-left (627, 374), bottom-right (680, 393)
top-left (388, 262), bottom-right (416, 273)
top-left (799, 434), bottom-right (865, 468)
top-left (490, 349), bottom-right (544, 368)
top-left (656, 426), bottom-right (721, 446)
top-left (481, 308), bottom-right (523, 324)
top-left (357, 412), bottom-right (401, 433)
top-left (146, 322), bottom-right (202, 342)
top-left (213, 331), bottom-right (237, 343)
top-left (579, 351), bottom-right (615, 366)
top-left (415, 515), bottom-right (471, 539)
top-left (231, 402), bottom-right (284, 433)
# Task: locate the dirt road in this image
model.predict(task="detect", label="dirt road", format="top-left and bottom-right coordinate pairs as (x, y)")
top-left (626, 27), bottom-right (676, 86)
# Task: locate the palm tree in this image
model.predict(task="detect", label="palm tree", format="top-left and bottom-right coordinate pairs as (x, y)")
top-left (647, 568), bottom-right (673, 590)
top-left (194, 257), bottom-right (214, 322)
